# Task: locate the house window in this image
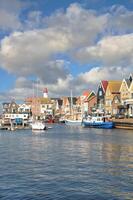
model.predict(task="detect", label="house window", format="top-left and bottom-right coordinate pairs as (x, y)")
top-left (114, 99), bottom-right (118, 104)
top-left (99, 91), bottom-right (102, 96)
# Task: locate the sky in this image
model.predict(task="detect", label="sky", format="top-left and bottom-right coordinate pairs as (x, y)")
top-left (0, 0), bottom-right (133, 101)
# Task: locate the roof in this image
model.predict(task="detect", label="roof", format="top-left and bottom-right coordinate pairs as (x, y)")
top-left (87, 95), bottom-right (97, 102)
top-left (39, 97), bottom-right (52, 104)
top-left (3, 102), bottom-right (10, 105)
top-left (108, 81), bottom-right (122, 93)
top-left (84, 91), bottom-right (95, 102)
top-left (101, 80), bottom-right (108, 92)
top-left (125, 78), bottom-right (132, 88)
top-left (82, 90), bottom-right (91, 97)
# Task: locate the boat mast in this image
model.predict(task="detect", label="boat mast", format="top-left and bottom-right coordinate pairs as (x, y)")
top-left (70, 90), bottom-right (73, 119)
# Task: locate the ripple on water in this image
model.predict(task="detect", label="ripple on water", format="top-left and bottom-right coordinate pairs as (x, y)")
top-left (0, 126), bottom-right (133, 200)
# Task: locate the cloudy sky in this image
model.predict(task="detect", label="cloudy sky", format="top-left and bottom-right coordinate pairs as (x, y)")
top-left (0, 0), bottom-right (133, 101)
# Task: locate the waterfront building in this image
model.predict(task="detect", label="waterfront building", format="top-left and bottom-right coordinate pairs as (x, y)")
top-left (2, 101), bottom-right (29, 125)
top-left (112, 94), bottom-right (121, 116)
top-left (30, 97), bottom-right (54, 119)
top-left (83, 91), bottom-right (97, 114)
top-left (18, 104), bottom-right (31, 115)
top-left (25, 88), bottom-right (55, 119)
top-left (119, 74), bottom-right (133, 117)
top-left (97, 80), bottom-right (108, 112)
top-left (61, 96), bottom-right (77, 119)
top-left (80, 91), bottom-right (92, 115)
top-left (40, 98), bottom-right (54, 117)
top-left (126, 75), bottom-right (133, 117)
top-left (105, 81), bottom-right (122, 115)
top-left (3, 101), bottom-right (19, 114)
top-left (87, 93), bottom-right (97, 114)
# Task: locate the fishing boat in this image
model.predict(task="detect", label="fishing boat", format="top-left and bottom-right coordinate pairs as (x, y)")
top-left (82, 115), bottom-right (114, 129)
top-left (65, 119), bottom-right (82, 126)
top-left (31, 121), bottom-right (47, 130)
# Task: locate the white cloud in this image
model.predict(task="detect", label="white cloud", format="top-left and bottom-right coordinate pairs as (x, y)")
top-left (0, 0), bottom-right (26, 31)
top-left (0, 3), bottom-right (133, 100)
top-left (0, 30), bottom-right (70, 82)
top-left (0, 10), bottom-right (21, 31)
top-left (0, 3), bottom-right (108, 84)
top-left (0, 65), bottom-right (131, 101)
top-left (75, 33), bottom-right (133, 66)
top-left (108, 5), bottom-right (133, 33)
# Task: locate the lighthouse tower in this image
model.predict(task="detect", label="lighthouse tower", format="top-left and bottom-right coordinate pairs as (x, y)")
top-left (43, 88), bottom-right (48, 98)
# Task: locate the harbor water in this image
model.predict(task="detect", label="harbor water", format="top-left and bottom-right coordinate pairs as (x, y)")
top-left (0, 125), bottom-right (133, 200)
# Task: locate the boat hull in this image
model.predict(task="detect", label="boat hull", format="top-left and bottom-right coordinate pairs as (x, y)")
top-left (82, 121), bottom-right (114, 129)
top-left (31, 121), bottom-right (46, 130)
top-left (65, 119), bottom-right (82, 126)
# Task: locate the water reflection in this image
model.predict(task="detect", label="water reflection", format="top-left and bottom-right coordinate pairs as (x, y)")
top-left (0, 126), bottom-right (133, 199)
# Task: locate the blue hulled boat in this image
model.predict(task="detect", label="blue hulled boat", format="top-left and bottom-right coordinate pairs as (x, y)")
top-left (82, 116), bottom-right (114, 129)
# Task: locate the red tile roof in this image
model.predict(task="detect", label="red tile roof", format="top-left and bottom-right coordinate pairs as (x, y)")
top-left (82, 90), bottom-right (91, 97)
top-left (101, 80), bottom-right (108, 92)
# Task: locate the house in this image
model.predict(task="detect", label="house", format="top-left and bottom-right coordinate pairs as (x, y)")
top-left (40, 98), bottom-right (54, 117)
top-left (61, 96), bottom-right (77, 118)
top-left (3, 101), bottom-right (19, 114)
top-left (112, 94), bottom-right (121, 115)
top-left (83, 91), bottom-right (97, 114)
top-left (105, 81), bottom-right (122, 115)
top-left (18, 104), bottom-right (31, 115)
top-left (2, 101), bottom-right (29, 124)
top-left (31, 97), bottom-right (54, 119)
top-left (51, 98), bottom-right (63, 116)
top-left (119, 74), bottom-right (133, 117)
top-left (88, 95), bottom-right (97, 114)
top-left (81, 90), bottom-right (92, 114)
top-left (124, 74), bottom-right (133, 117)
top-left (97, 80), bottom-right (108, 112)
top-left (61, 97), bottom-right (70, 116)
top-left (120, 76), bottom-right (132, 104)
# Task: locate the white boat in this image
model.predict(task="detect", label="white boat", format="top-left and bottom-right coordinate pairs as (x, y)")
top-left (31, 121), bottom-right (47, 130)
top-left (65, 119), bottom-right (82, 126)
top-left (65, 90), bottom-right (83, 126)
top-left (59, 117), bottom-right (65, 123)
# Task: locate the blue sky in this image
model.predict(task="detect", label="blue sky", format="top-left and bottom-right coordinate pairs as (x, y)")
top-left (0, 0), bottom-right (133, 100)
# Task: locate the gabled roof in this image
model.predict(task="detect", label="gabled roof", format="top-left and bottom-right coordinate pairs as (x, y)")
top-left (3, 102), bottom-right (10, 106)
top-left (112, 94), bottom-right (120, 103)
top-left (101, 80), bottom-right (108, 93)
top-left (108, 81), bottom-right (122, 93)
top-left (84, 91), bottom-right (95, 102)
top-left (125, 78), bottom-right (132, 88)
top-left (87, 95), bottom-right (97, 103)
top-left (129, 73), bottom-right (133, 82)
top-left (82, 90), bottom-right (91, 97)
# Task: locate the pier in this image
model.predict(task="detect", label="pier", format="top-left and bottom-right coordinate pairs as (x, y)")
top-left (113, 118), bottom-right (133, 130)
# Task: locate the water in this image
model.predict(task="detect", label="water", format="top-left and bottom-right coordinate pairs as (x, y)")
top-left (0, 125), bottom-right (133, 200)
